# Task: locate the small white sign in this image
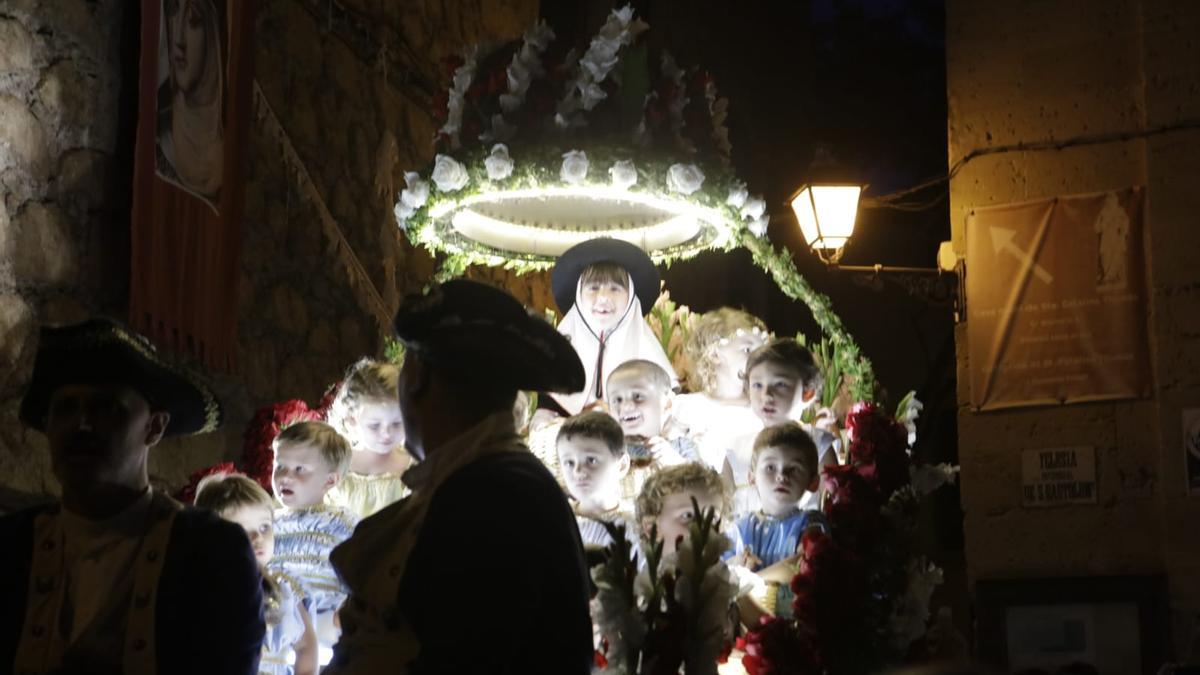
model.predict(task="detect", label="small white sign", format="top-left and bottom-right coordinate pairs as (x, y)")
top-left (1022, 446), bottom-right (1097, 507)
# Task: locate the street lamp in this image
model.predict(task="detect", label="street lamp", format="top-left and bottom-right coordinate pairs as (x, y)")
top-left (789, 182), bottom-right (864, 264)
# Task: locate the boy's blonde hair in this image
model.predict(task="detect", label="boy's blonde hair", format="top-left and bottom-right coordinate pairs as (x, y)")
top-left (751, 422), bottom-right (819, 477)
top-left (194, 472), bottom-right (275, 514)
top-left (635, 462), bottom-right (729, 524)
top-left (685, 308), bottom-right (768, 393)
top-left (273, 420), bottom-right (352, 474)
top-left (607, 359), bottom-right (673, 395)
top-left (327, 358), bottom-right (401, 439)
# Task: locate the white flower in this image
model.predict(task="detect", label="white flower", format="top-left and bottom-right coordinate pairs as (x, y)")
top-left (430, 155), bottom-right (469, 192)
top-left (452, 67), bottom-right (474, 92)
top-left (400, 172), bottom-right (430, 210)
top-left (393, 200), bottom-right (413, 230)
top-left (506, 60), bottom-right (531, 94)
top-left (560, 150), bottom-right (589, 185)
top-left (609, 160), bottom-right (637, 190)
top-left (748, 215), bottom-right (769, 237)
top-left (740, 196), bottom-right (766, 220)
top-left (896, 393), bottom-right (924, 445)
top-left (665, 163), bottom-right (705, 195)
top-left (578, 81), bottom-right (608, 110)
top-left (484, 144), bottom-right (514, 180)
top-left (911, 463), bottom-right (959, 497)
top-left (725, 183), bottom-right (749, 209)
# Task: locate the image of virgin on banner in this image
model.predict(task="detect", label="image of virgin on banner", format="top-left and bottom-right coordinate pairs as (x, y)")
top-left (155, 0), bottom-right (227, 214)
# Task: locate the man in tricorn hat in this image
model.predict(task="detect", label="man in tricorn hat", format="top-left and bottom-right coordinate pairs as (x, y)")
top-left (0, 318), bottom-right (265, 674)
top-left (326, 280), bottom-right (593, 675)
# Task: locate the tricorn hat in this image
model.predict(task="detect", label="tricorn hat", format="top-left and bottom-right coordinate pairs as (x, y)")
top-left (394, 280), bottom-right (585, 394)
top-left (19, 318), bottom-right (223, 437)
top-left (551, 238), bottom-right (660, 316)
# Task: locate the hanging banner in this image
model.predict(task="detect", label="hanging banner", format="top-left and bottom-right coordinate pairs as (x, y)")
top-left (130, 0), bottom-right (255, 370)
top-left (966, 188), bottom-right (1149, 411)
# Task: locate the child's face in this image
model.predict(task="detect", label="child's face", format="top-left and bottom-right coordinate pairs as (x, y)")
top-left (578, 276), bottom-right (630, 334)
top-left (747, 362), bottom-right (808, 426)
top-left (272, 442), bottom-right (340, 509)
top-left (222, 503), bottom-right (275, 566)
top-left (348, 399), bottom-right (405, 455)
top-left (750, 445), bottom-right (816, 517)
top-left (713, 332), bottom-right (766, 395)
top-left (650, 488), bottom-right (722, 555)
top-left (557, 435), bottom-right (628, 510)
top-left (607, 372), bottom-right (670, 438)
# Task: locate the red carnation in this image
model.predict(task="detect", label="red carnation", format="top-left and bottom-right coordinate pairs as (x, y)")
top-left (742, 617), bottom-right (819, 675)
top-left (177, 461), bottom-right (238, 504)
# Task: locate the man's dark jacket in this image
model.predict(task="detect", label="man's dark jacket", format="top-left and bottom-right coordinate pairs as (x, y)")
top-left (0, 503), bottom-right (266, 674)
top-left (396, 452), bottom-right (594, 675)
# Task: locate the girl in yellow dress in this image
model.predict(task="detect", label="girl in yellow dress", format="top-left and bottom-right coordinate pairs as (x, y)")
top-left (325, 358), bottom-right (412, 518)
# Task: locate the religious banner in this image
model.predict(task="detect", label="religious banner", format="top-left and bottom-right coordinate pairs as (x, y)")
top-left (966, 188), bottom-right (1149, 411)
top-left (1021, 446), bottom-right (1097, 507)
top-left (130, 0), bottom-right (255, 370)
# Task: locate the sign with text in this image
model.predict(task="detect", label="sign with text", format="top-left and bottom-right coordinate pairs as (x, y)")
top-left (1022, 447), bottom-right (1097, 507)
top-left (966, 188), bottom-right (1150, 411)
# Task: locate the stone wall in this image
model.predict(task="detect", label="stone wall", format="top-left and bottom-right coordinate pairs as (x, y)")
top-left (0, 0), bottom-right (131, 508)
top-left (947, 0), bottom-right (1200, 656)
top-left (0, 0), bottom-right (538, 507)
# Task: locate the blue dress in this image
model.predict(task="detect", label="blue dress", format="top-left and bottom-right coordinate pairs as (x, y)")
top-left (260, 571), bottom-right (308, 675)
top-left (268, 505), bottom-right (357, 614)
top-left (734, 509), bottom-right (829, 568)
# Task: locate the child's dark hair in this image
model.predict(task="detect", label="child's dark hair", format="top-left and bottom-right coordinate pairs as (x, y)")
top-left (751, 422), bottom-right (819, 477)
top-left (557, 410), bottom-right (625, 457)
top-left (579, 262), bottom-right (630, 289)
top-left (745, 338), bottom-right (824, 395)
top-left (607, 359), bottom-right (673, 395)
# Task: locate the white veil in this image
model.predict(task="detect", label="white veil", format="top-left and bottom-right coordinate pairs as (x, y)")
top-left (549, 273), bottom-right (678, 416)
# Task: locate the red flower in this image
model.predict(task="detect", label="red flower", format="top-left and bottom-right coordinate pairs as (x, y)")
top-left (177, 461), bottom-right (237, 504)
top-left (241, 398), bottom-right (325, 494)
top-left (742, 617), bottom-right (819, 675)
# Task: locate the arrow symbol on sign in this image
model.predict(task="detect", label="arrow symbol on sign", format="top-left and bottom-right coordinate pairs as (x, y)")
top-left (989, 226), bottom-right (1053, 284)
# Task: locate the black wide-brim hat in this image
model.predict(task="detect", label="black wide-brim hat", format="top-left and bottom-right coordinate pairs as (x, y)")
top-left (394, 280), bottom-right (585, 394)
top-left (19, 318), bottom-right (223, 437)
top-left (551, 238), bottom-right (660, 316)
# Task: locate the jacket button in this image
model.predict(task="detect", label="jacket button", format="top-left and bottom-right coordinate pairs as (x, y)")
top-left (132, 638), bottom-right (146, 651)
top-left (31, 625), bottom-right (44, 637)
top-left (145, 550), bottom-right (158, 562)
top-left (40, 539), bottom-right (55, 551)
top-left (35, 577), bottom-right (53, 593)
top-left (134, 592), bottom-right (151, 608)
top-left (388, 565), bottom-right (400, 578)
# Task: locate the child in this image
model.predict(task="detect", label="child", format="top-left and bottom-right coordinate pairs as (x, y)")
top-left (727, 339), bottom-right (839, 514)
top-left (195, 472), bottom-right (318, 675)
top-left (269, 420), bottom-right (358, 658)
top-left (635, 462), bottom-right (731, 556)
top-left (325, 358), bottom-right (412, 519)
top-left (546, 238), bottom-right (678, 417)
top-left (606, 359), bottom-right (700, 503)
top-left (556, 410), bottom-right (638, 556)
top-left (673, 308), bottom-right (770, 469)
top-left (731, 423), bottom-right (829, 570)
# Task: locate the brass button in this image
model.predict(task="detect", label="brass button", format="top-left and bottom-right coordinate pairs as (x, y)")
top-left (31, 625), bottom-right (44, 637)
top-left (145, 550), bottom-right (158, 562)
top-left (132, 638), bottom-right (146, 651)
top-left (40, 539), bottom-right (55, 551)
top-left (388, 565), bottom-right (400, 578)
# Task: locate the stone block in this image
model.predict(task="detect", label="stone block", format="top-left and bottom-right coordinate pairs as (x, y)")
top-left (0, 18), bottom-right (37, 72)
top-left (56, 149), bottom-right (112, 209)
top-left (0, 94), bottom-right (51, 182)
top-left (12, 202), bottom-right (76, 286)
top-left (0, 294), bottom-right (35, 388)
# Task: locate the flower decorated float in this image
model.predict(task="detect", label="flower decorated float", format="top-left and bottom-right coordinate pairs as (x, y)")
top-left (389, 6), bottom-right (957, 674)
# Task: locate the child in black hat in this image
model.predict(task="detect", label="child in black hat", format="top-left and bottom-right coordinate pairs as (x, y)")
top-left (546, 238), bottom-right (678, 417)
